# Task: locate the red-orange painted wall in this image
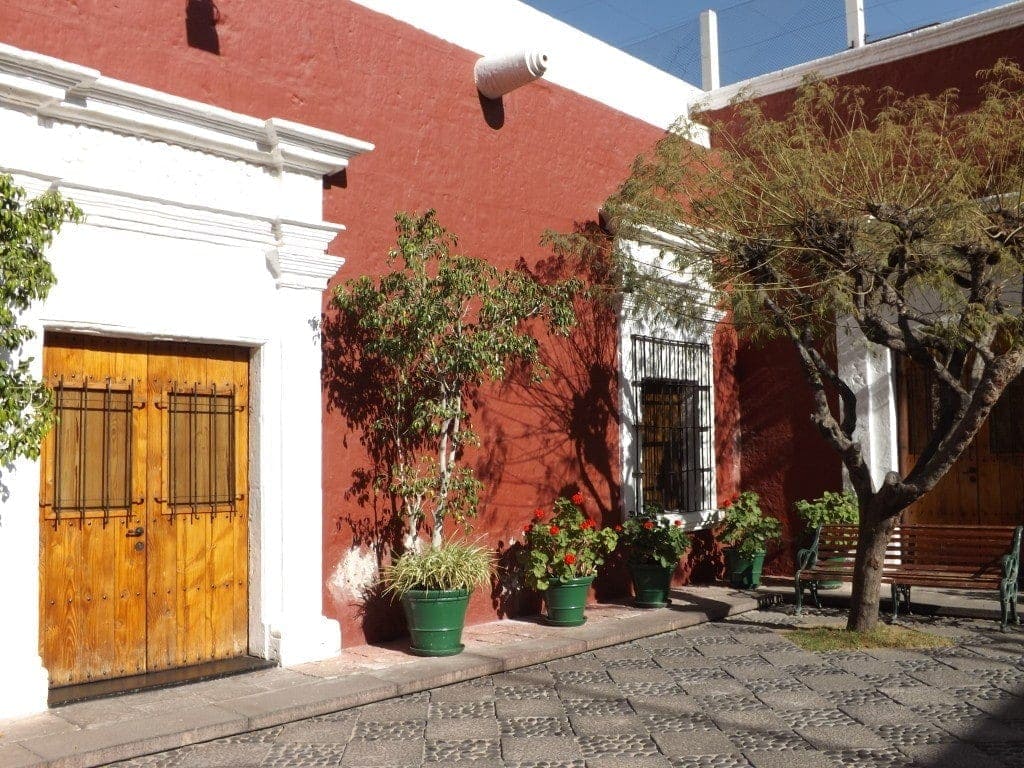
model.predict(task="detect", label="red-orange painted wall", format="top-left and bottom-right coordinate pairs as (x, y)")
top-left (0, 2), bottom-right (741, 644)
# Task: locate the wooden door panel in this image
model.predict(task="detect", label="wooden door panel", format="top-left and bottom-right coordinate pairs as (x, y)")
top-left (901, 360), bottom-right (1024, 526)
top-left (40, 334), bottom-right (149, 686)
top-left (146, 341), bottom-right (249, 671)
top-left (40, 334), bottom-right (249, 687)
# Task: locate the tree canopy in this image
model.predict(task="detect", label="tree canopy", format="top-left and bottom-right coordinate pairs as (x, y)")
top-left (602, 62), bottom-right (1024, 630)
top-left (1, 175), bottom-right (81, 466)
top-left (333, 210), bottom-right (581, 549)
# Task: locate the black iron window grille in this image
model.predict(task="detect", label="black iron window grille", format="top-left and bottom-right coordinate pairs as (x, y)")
top-left (49, 378), bottom-right (135, 525)
top-left (164, 384), bottom-right (238, 517)
top-left (631, 335), bottom-right (713, 514)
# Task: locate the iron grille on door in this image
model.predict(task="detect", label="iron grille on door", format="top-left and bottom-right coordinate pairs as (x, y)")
top-left (631, 336), bottom-right (712, 514)
top-left (163, 384), bottom-right (239, 516)
top-left (46, 378), bottom-right (135, 524)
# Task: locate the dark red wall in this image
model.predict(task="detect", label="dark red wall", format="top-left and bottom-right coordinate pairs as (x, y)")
top-left (0, 1), bottom-right (742, 644)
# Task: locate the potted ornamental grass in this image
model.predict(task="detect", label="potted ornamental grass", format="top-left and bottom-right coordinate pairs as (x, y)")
top-left (618, 505), bottom-right (691, 608)
top-left (794, 490), bottom-right (859, 589)
top-left (718, 491), bottom-right (781, 588)
top-left (518, 492), bottom-right (618, 626)
top-left (383, 540), bottom-right (495, 656)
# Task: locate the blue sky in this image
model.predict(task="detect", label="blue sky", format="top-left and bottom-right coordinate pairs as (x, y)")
top-left (521, 0), bottom-right (1010, 86)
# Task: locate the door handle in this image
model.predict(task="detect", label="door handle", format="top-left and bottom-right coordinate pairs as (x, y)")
top-left (125, 526), bottom-right (144, 538)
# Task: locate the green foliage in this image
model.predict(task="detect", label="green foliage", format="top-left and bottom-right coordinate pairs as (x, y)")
top-left (0, 175), bottom-right (81, 465)
top-left (600, 64), bottom-right (1024, 629)
top-left (794, 491), bottom-right (859, 530)
top-left (717, 492), bottom-right (781, 559)
top-left (382, 540), bottom-right (496, 597)
top-left (333, 210), bottom-right (581, 545)
top-left (617, 504), bottom-right (690, 568)
top-left (518, 493), bottom-right (619, 592)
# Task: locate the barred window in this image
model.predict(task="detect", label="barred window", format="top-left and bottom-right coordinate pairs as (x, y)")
top-left (632, 336), bottom-right (713, 514)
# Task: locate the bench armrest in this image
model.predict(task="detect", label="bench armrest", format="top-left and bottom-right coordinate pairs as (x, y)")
top-left (797, 546), bottom-right (817, 572)
top-left (1001, 553), bottom-right (1019, 583)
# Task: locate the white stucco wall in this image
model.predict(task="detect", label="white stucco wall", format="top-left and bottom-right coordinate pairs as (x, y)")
top-left (0, 43), bottom-right (372, 719)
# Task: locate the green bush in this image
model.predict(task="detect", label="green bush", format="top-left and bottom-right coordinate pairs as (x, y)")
top-left (718, 491), bottom-right (781, 558)
top-left (618, 504), bottom-right (690, 568)
top-left (518, 493), bottom-right (618, 591)
top-left (794, 491), bottom-right (859, 529)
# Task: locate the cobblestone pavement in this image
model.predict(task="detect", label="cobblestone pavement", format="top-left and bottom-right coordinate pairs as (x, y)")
top-left (112, 607), bottom-right (1024, 767)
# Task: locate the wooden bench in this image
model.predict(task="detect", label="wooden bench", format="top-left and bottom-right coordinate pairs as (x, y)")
top-left (795, 523), bottom-right (1022, 630)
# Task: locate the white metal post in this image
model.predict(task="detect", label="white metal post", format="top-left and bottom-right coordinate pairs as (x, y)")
top-left (845, 0), bottom-right (866, 48)
top-left (700, 9), bottom-right (720, 91)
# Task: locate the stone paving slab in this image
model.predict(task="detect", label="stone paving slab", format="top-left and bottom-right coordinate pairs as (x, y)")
top-left (0, 586), bottom-right (758, 768)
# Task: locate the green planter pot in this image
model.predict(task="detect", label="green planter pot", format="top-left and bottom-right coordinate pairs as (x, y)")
top-left (629, 562), bottom-right (674, 608)
top-left (726, 548), bottom-right (766, 589)
top-left (400, 588), bottom-right (471, 656)
top-left (544, 575), bottom-right (594, 626)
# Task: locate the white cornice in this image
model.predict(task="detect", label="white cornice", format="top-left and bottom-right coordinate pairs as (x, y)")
top-left (0, 42), bottom-right (374, 175)
top-left (267, 220), bottom-right (346, 290)
top-left (697, 1), bottom-right (1024, 113)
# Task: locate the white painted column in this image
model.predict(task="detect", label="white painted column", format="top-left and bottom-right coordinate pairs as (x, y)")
top-left (837, 319), bottom-right (899, 491)
top-left (0, 331), bottom-right (50, 719)
top-left (700, 9), bottom-right (721, 92)
top-left (263, 221), bottom-right (345, 665)
top-left (845, 0), bottom-right (866, 48)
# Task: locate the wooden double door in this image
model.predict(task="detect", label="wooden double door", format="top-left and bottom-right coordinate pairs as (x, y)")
top-left (900, 361), bottom-right (1024, 526)
top-left (39, 333), bottom-right (250, 687)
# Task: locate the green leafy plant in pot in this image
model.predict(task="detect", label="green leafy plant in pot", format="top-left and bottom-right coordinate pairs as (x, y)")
top-left (518, 493), bottom-right (618, 626)
top-left (794, 491), bottom-right (858, 590)
top-left (618, 504), bottom-right (690, 608)
top-left (718, 491), bottom-right (781, 588)
top-left (333, 211), bottom-right (580, 655)
top-left (383, 541), bottom-right (495, 656)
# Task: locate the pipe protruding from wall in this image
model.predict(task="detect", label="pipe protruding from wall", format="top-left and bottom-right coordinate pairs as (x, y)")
top-left (474, 51), bottom-right (548, 99)
top-left (699, 10), bottom-right (720, 92)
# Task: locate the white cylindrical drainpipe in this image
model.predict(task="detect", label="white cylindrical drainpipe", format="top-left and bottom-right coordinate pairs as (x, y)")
top-left (474, 51), bottom-right (549, 99)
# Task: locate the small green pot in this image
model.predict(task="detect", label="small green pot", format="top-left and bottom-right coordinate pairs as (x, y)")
top-left (725, 548), bottom-right (766, 589)
top-left (629, 562), bottom-right (674, 608)
top-left (400, 588), bottom-right (471, 656)
top-left (544, 575), bottom-right (594, 626)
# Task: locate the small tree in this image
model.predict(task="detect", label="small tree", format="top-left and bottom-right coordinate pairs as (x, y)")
top-left (602, 63), bottom-right (1024, 631)
top-left (333, 210), bottom-right (581, 548)
top-left (1, 175), bottom-right (81, 466)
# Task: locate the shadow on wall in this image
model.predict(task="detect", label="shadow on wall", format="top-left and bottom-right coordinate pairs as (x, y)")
top-left (476, 221), bottom-right (626, 606)
top-left (185, 0), bottom-right (220, 55)
top-left (737, 338), bottom-right (842, 577)
top-left (321, 307), bottom-right (409, 642)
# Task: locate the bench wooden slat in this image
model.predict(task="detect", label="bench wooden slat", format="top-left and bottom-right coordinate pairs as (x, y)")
top-left (794, 523), bottom-right (1022, 629)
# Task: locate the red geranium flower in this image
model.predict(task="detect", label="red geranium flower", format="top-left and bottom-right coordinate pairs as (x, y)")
top-left (614, 524), bottom-right (623, 532)
top-left (643, 520), bottom-right (655, 530)
top-left (523, 524), bottom-right (532, 534)
top-left (533, 508), bottom-right (546, 520)
top-left (549, 525), bottom-right (560, 535)
top-left (564, 553), bottom-right (576, 565)
top-left (571, 492), bottom-right (584, 506)
top-left (673, 520), bottom-right (682, 527)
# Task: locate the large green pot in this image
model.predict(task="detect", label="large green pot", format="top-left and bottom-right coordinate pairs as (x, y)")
top-left (629, 562), bottom-right (674, 608)
top-left (400, 588), bottom-right (470, 656)
top-left (725, 548), bottom-right (766, 589)
top-left (544, 575), bottom-right (594, 626)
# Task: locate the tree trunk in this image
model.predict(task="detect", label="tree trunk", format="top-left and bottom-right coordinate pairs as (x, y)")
top-left (847, 506), bottom-right (900, 631)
